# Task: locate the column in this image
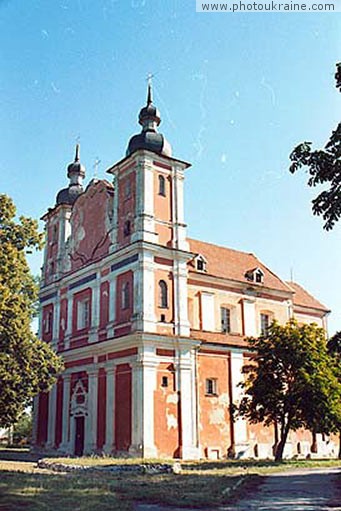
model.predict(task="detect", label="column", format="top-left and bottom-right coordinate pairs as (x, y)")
top-left (178, 348), bottom-right (200, 459)
top-left (60, 374), bottom-right (71, 453)
top-left (84, 370), bottom-right (98, 454)
top-left (46, 384), bottom-right (57, 449)
top-left (103, 366), bottom-right (116, 454)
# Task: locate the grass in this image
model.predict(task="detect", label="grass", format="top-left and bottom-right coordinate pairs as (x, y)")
top-left (0, 448), bottom-right (340, 511)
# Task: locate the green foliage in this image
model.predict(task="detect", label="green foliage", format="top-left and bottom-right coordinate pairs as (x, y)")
top-left (0, 194), bottom-right (64, 428)
top-left (239, 320), bottom-right (341, 461)
top-left (327, 331), bottom-right (341, 458)
top-left (12, 411), bottom-right (32, 445)
top-left (289, 63), bottom-right (341, 231)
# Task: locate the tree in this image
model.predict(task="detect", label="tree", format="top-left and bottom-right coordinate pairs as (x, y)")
top-left (327, 331), bottom-right (341, 458)
top-left (0, 194), bottom-right (63, 428)
top-left (12, 411), bottom-right (32, 446)
top-left (238, 320), bottom-right (341, 461)
top-left (289, 63), bottom-right (341, 231)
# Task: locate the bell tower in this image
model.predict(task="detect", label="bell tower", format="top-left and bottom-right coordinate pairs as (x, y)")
top-left (107, 83), bottom-right (191, 336)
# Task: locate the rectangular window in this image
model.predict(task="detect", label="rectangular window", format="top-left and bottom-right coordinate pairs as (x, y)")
top-left (205, 378), bottom-right (217, 396)
top-left (221, 307), bottom-right (231, 333)
top-left (77, 299), bottom-right (90, 330)
top-left (260, 313), bottom-right (270, 336)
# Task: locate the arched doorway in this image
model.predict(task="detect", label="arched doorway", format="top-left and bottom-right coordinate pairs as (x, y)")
top-left (70, 379), bottom-right (88, 456)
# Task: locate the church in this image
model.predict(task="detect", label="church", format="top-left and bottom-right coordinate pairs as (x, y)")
top-left (33, 85), bottom-right (336, 460)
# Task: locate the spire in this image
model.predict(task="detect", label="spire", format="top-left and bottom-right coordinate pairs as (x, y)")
top-left (67, 144), bottom-right (85, 184)
top-left (74, 143), bottom-right (80, 162)
top-left (146, 73), bottom-right (153, 105)
top-left (126, 83), bottom-right (172, 158)
top-left (56, 144), bottom-right (86, 206)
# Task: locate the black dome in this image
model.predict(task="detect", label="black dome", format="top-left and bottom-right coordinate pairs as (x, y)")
top-left (56, 184), bottom-right (83, 206)
top-left (126, 83), bottom-right (172, 157)
top-left (126, 131), bottom-right (172, 157)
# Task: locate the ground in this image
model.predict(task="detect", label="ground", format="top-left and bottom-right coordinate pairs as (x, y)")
top-left (0, 449), bottom-right (340, 511)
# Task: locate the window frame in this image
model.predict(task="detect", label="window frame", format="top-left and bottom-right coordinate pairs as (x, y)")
top-left (77, 297), bottom-right (91, 331)
top-left (260, 313), bottom-right (270, 336)
top-left (121, 281), bottom-right (130, 310)
top-left (158, 280), bottom-right (168, 309)
top-left (220, 306), bottom-right (231, 333)
top-left (158, 174), bottom-right (166, 197)
top-left (205, 378), bottom-right (218, 396)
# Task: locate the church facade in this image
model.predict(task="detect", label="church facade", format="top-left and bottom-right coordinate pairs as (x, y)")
top-left (33, 86), bottom-right (336, 459)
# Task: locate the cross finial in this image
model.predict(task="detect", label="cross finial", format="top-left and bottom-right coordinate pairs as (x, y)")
top-left (75, 136), bottom-right (81, 161)
top-left (93, 157), bottom-right (101, 178)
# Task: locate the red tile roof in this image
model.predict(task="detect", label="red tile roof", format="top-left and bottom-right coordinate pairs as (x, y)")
top-left (286, 281), bottom-right (330, 312)
top-left (188, 238), bottom-right (290, 293)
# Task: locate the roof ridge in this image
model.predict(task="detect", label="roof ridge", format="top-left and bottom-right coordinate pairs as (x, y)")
top-left (187, 237), bottom-right (255, 257)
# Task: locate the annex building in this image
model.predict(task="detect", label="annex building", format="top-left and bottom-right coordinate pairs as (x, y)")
top-left (33, 86), bottom-right (337, 459)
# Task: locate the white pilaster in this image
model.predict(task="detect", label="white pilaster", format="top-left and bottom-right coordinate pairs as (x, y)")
top-left (64, 292), bottom-right (73, 349)
top-left (84, 370), bottom-right (98, 454)
top-left (107, 277), bottom-right (116, 337)
top-left (177, 348), bottom-right (200, 459)
top-left (243, 299), bottom-right (256, 336)
top-left (230, 351), bottom-right (248, 452)
top-left (141, 251), bottom-right (156, 332)
top-left (103, 366), bottom-right (116, 454)
top-left (130, 346), bottom-right (157, 458)
top-left (60, 374), bottom-right (71, 453)
top-left (171, 166), bottom-right (189, 251)
top-left (174, 259), bottom-right (191, 337)
top-left (52, 300), bottom-right (60, 349)
top-left (46, 384), bottom-right (57, 449)
top-left (89, 278), bottom-right (100, 343)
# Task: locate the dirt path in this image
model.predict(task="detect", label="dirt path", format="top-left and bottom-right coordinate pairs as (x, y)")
top-left (135, 467), bottom-right (341, 511)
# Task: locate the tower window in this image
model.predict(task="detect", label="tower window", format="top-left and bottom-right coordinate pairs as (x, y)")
top-left (52, 225), bottom-right (58, 244)
top-left (260, 313), bottom-right (270, 336)
top-left (124, 179), bottom-right (131, 199)
top-left (161, 376), bottom-right (168, 388)
top-left (159, 280), bottom-right (168, 308)
top-left (158, 175), bottom-right (166, 196)
top-left (124, 220), bottom-right (131, 237)
top-left (221, 307), bottom-right (231, 333)
top-left (205, 378), bottom-right (217, 396)
top-left (121, 282), bottom-right (130, 310)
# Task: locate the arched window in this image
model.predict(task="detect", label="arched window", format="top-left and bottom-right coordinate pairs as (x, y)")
top-left (159, 280), bottom-right (168, 308)
top-left (121, 282), bottom-right (130, 310)
top-left (158, 175), bottom-right (166, 196)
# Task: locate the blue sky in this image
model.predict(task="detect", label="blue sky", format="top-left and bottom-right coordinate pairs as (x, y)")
top-left (0, 1), bottom-right (340, 333)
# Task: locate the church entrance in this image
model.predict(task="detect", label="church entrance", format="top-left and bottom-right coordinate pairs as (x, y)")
top-left (74, 416), bottom-right (85, 456)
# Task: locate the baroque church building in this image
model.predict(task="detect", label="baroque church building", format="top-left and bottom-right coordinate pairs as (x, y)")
top-left (34, 86), bottom-right (336, 460)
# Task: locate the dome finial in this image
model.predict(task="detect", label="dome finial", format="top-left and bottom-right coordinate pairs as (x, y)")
top-left (75, 142), bottom-right (80, 162)
top-left (146, 73), bottom-right (153, 105)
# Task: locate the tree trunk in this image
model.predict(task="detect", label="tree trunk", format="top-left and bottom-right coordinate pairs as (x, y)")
top-left (311, 430), bottom-right (318, 454)
top-left (275, 421), bottom-right (291, 462)
top-left (339, 430), bottom-right (341, 459)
